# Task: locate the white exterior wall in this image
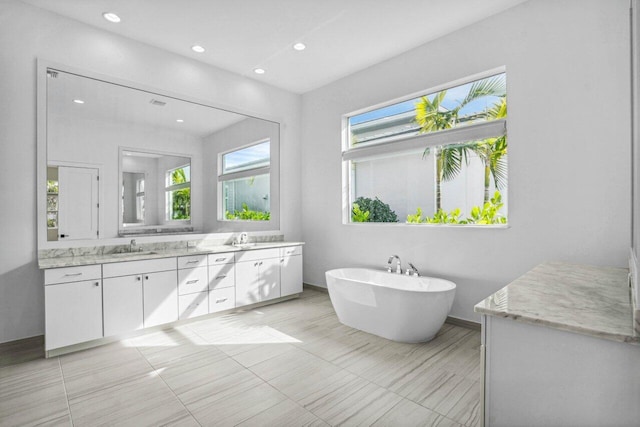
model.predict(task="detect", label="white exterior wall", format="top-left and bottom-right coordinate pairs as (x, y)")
top-left (300, 0), bottom-right (631, 322)
top-left (0, 0), bottom-right (301, 343)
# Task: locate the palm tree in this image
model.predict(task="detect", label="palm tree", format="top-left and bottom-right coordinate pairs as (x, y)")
top-left (415, 75), bottom-right (506, 211)
top-left (471, 97), bottom-right (507, 203)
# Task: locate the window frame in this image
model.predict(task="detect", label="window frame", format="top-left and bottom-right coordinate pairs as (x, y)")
top-left (218, 138), bottom-right (271, 222)
top-left (342, 68), bottom-right (508, 226)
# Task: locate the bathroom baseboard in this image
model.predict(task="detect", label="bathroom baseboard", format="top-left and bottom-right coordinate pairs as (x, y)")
top-left (303, 283), bottom-right (328, 293)
top-left (446, 316), bottom-right (481, 331)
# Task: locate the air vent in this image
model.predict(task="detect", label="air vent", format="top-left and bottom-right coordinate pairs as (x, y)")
top-left (47, 70), bottom-right (58, 78)
top-left (149, 99), bottom-right (167, 106)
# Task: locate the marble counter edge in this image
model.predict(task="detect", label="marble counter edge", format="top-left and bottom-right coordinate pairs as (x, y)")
top-left (474, 262), bottom-right (639, 345)
top-left (474, 304), bottom-right (639, 345)
top-left (38, 241), bottom-right (305, 269)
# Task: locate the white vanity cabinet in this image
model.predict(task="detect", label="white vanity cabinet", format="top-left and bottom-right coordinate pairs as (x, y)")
top-left (208, 252), bottom-right (236, 313)
top-left (280, 246), bottom-right (303, 297)
top-left (178, 255), bottom-right (209, 320)
top-left (44, 265), bottom-right (103, 351)
top-left (103, 258), bottom-right (178, 330)
top-left (235, 248), bottom-right (281, 306)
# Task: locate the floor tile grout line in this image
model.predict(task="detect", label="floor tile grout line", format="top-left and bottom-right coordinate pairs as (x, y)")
top-left (133, 346), bottom-right (203, 427)
top-left (57, 356), bottom-right (75, 427)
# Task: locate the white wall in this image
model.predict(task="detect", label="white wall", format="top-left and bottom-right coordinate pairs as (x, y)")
top-left (300, 0), bottom-right (631, 321)
top-left (0, 0), bottom-right (302, 343)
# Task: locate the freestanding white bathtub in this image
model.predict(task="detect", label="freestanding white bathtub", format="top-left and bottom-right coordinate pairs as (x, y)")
top-left (325, 268), bottom-right (456, 343)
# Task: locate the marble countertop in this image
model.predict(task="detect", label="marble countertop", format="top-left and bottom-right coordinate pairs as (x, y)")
top-left (38, 241), bottom-right (304, 269)
top-left (474, 262), bottom-right (639, 345)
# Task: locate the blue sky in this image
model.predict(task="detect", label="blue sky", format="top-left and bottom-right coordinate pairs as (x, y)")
top-left (224, 140), bottom-right (270, 172)
top-left (350, 74), bottom-right (505, 126)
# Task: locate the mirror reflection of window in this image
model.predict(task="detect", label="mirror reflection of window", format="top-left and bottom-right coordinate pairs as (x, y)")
top-left (220, 140), bottom-right (271, 221)
top-left (165, 165), bottom-right (191, 221)
top-left (136, 178), bottom-right (145, 222)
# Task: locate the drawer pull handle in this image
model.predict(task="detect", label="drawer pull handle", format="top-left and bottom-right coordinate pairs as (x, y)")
top-left (190, 302), bottom-right (200, 308)
top-left (216, 298), bottom-right (228, 303)
top-left (186, 260), bottom-right (200, 264)
top-left (145, 275), bottom-right (149, 280)
top-left (215, 275), bottom-right (227, 279)
top-left (137, 276), bottom-right (141, 281)
top-left (215, 257), bottom-right (226, 262)
top-left (259, 261), bottom-right (263, 266)
top-left (186, 280), bottom-right (199, 284)
top-left (286, 250), bottom-right (294, 254)
top-left (94, 282), bottom-right (100, 287)
top-left (64, 272), bottom-right (83, 277)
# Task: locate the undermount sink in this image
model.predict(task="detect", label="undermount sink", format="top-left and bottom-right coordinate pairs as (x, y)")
top-left (232, 243), bottom-right (256, 249)
top-left (110, 251), bottom-right (158, 257)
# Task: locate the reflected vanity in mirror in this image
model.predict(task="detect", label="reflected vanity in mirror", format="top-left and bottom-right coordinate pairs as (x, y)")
top-left (39, 62), bottom-right (281, 246)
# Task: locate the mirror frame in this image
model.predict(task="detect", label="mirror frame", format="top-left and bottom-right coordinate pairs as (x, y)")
top-left (37, 59), bottom-right (282, 250)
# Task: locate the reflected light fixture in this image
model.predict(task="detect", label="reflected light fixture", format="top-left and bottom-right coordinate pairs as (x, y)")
top-left (293, 42), bottom-right (306, 51)
top-left (102, 12), bottom-right (121, 23)
top-left (254, 68), bottom-right (265, 74)
top-left (73, 99), bottom-right (85, 104)
top-left (191, 45), bottom-right (205, 53)
top-left (176, 119), bottom-right (184, 123)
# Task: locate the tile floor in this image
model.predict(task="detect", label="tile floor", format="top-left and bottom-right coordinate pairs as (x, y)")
top-left (0, 289), bottom-right (481, 427)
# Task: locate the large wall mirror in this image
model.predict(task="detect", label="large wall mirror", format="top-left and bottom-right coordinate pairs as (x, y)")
top-left (39, 63), bottom-right (280, 247)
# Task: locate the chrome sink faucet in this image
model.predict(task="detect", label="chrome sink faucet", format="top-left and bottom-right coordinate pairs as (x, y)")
top-left (130, 239), bottom-right (137, 253)
top-left (387, 255), bottom-right (402, 274)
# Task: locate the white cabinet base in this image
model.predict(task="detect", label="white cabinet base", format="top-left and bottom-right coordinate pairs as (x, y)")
top-left (45, 280), bottom-right (103, 351)
top-left (483, 315), bottom-right (640, 426)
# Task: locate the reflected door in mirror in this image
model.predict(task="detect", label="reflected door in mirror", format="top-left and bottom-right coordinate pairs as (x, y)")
top-left (49, 166), bottom-right (99, 241)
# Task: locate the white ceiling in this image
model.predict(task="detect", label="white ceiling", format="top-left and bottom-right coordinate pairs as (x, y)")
top-left (23, 0), bottom-right (526, 94)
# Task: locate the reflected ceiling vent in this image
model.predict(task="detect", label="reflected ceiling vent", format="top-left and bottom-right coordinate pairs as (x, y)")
top-left (149, 99), bottom-right (167, 106)
top-left (47, 70), bottom-right (58, 78)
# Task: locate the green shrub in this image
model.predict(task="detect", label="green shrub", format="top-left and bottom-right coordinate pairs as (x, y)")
top-left (226, 203), bottom-right (270, 221)
top-left (405, 191), bottom-right (506, 225)
top-left (352, 197), bottom-right (398, 223)
top-left (351, 203), bottom-right (370, 222)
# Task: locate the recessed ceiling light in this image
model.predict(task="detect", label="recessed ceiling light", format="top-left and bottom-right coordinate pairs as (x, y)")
top-left (293, 42), bottom-right (306, 51)
top-left (73, 99), bottom-right (85, 104)
top-left (254, 68), bottom-right (265, 75)
top-left (191, 45), bottom-right (205, 53)
top-left (102, 12), bottom-right (121, 23)
top-left (176, 119), bottom-right (184, 123)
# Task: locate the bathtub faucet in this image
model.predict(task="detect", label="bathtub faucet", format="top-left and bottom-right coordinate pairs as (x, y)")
top-left (387, 255), bottom-right (402, 274)
top-left (406, 262), bottom-right (420, 277)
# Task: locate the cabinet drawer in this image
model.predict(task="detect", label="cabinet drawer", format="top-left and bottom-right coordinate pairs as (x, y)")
top-left (178, 254), bottom-right (207, 269)
top-left (178, 292), bottom-right (209, 320)
top-left (208, 252), bottom-right (235, 265)
top-left (208, 264), bottom-right (235, 290)
top-left (209, 287), bottom-right (235, 313)
top-left (45, 265), bottom-right (102, 285)
top-left (280, 246), bottom-right (303, 257)
top-left (235, 248), bottom-right (279, 262)
top-left (178, 266), bottom-right (209, 295)
top-left (103, 257), bottom-right (176, 278)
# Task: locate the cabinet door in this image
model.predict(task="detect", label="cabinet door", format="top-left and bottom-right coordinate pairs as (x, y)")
top-left (235, 261), bottom-right (260, 306)
top-left (143, 270), bottom-right (178, 328)
top-left (280, 255), bottom-right (303, 297)
top-left (103, 275), bottom-right (143, 337)
top-left (45, 279), bottom-right (103, 351)
top-left (260, 257), bottom-right (281, 302)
